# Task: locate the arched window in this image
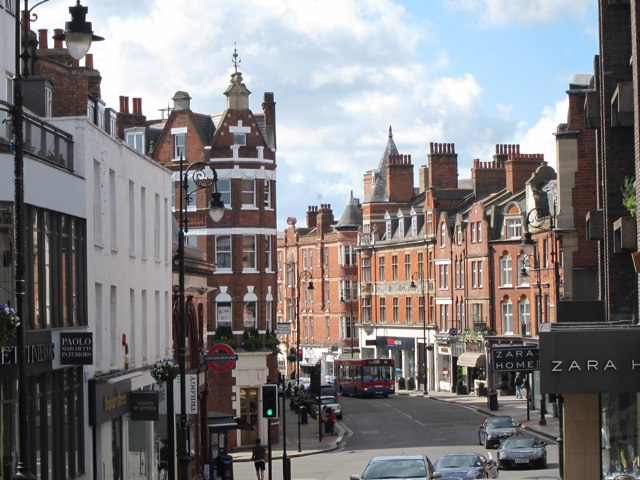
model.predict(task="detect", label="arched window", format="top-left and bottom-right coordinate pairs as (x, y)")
top-left (519, 298), bottom-right (531, 335)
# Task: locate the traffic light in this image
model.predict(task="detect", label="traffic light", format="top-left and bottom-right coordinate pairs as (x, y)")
top-left (262, 384), bottom-right (279, 418)
top-left (298, 348), bottom-right (303, 361)
top-left (310, 364), bottom-right (321, 396)
top-left (288, 347), bottom-right (297, 362)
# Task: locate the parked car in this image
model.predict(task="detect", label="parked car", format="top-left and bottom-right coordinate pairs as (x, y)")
top-left (433, 453), bottom-right (498, 479)
top-left (497, 436), bottom-right (547, 469)
top-left (478, 415), bottom-right (521, 449)
top-left (350, 455), bottom-right (440, 480)
top-left (300, 383), bottom-right (339, 410)
top-left (308, 395), bottom-right (342, 420)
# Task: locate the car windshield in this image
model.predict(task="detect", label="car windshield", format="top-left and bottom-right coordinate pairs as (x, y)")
top-left (434, 454), bottom-right (483, 469)
top-left (321, 397), bottom-right (337, 405)
top-left (363, 459), bottom-right (428, 479)
top-left (503, 438), bottom-right (541, 449)
top-left (488, 417), bottom-right (516, 428)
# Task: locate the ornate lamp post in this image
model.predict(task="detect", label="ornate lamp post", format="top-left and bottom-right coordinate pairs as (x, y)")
top-left (521, 199), bottom-right (562, 474)
top-left (176, 155), bottom-right (224, 480)
top-left (295, 270), bottom-right (313, 452)
top-left (410, 272), bottom-right (428, 395)
top-left (10, 2), bottom-right (101, 478)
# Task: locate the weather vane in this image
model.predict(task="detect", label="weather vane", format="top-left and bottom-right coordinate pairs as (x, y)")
top-left (232, 43), bottom-right (241, 73)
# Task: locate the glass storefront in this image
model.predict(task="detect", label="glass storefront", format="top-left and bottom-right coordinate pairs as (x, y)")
top-left (601, 393), bottom-right (639, 479)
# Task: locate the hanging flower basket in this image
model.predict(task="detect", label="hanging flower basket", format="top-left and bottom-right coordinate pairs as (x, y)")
top-left (150, 358), bottom-right (180, 383)
top-left (0, 304), bottom-right (19, 348)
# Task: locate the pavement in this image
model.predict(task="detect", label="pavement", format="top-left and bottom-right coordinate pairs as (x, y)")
top-left (232, 389), bottom-right (560, 462)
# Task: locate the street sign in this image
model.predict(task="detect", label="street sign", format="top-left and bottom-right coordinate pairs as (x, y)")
top-left (204, 343), bottom-right (238, 372)
top-left (449, 328), bottom-right (458, 336)
top-left (276, 322), bottom-right (291, 334)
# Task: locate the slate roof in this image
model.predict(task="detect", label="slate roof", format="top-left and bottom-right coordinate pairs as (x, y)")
top-left (335, 192), bottom-right (362, 230)
top-left (365, 126), bottom-right (399, 203)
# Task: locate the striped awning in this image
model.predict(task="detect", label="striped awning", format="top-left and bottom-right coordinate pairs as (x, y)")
top-left (457, 352), bottom-right (486, 368)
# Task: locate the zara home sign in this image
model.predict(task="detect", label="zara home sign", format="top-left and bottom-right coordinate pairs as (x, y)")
top-left (491, 346), bottom-right (539, 372)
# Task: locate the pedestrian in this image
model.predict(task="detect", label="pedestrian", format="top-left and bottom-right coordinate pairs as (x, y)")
top-left (514, 373), bottom-right (524, 399)
top-left (251, 438), bottom-right (266, 480)
top-left (522, 375), bottom-right (530, 399)
top-left (326, 407), bottom-right (337, 435)
top-left (158, 439), bottom-right (168, 479)
top-left (320, 405), bottom-right (329, 434)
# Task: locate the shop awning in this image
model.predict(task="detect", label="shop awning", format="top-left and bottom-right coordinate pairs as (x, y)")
top-left (207, 413), bottom-right (254, 432)
top-left (457, 352), bottom-right (486, 368)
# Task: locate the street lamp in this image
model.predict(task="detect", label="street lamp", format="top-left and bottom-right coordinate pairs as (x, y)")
top-left (295, 269), bottom-right (313, 452)
top-left (521, 200), bottom-right (561, 433)
top-left (176, 155), bottom-right (224, 480)
top-left (10, 2), bottom-right (101, 479)
top-left (340, 284), bottom-right (356, 358)
top-left (410, 272), bottom-right (428, 395)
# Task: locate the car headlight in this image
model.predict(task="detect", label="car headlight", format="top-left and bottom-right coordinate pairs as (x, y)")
top-left (497, 451), bottom-right (506, 459)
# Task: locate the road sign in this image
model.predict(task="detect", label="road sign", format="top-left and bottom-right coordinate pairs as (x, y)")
top-left (449, 328), bottom-right (458, 336)
top-left (204, 343), bottom-right (238, 372)
top-left (276, 322), bottom-right (292, 334)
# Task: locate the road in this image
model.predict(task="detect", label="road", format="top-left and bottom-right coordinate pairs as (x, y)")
top-left (232, 394), bottom-right (559, 479)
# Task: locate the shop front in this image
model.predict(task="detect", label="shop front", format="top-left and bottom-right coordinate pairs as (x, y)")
top-left (540, 323), bottom-right (640, 480)
top-left (89, 372), bottom-right (159, 480)
top-left (375, 335), bottom-right (416, 389)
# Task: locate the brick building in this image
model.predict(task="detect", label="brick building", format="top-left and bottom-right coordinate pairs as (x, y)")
top-left (277, 194), bottom-right (361, 381)
top-left (132, 64), bottom-right (280, 456)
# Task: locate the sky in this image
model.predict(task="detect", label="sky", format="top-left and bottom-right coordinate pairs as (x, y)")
top-left (37, 0), bottom-right (599, 231)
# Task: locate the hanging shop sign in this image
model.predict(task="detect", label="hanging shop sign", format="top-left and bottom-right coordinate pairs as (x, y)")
top-left (60, 332), bottom-right (93, 365)
top-left (130, 391), bottom-right (159, 421)
top-left (491, 346), bottom-right (539, 372)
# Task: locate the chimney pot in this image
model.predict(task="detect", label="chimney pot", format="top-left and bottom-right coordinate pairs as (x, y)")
top-left (53, 28), bottom-right (63, 49)
top-left (85, 53), bottom-right (93, 69)
top-left (38, 29), bottom-right (48, 49)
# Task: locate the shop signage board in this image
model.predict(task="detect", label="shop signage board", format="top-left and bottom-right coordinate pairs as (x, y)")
top-left (491, 346), bottom-right (539, 372)
top-left (130, 391), bottom-right (159, 421)
top-left (60, 332), bottom-right (93, 365)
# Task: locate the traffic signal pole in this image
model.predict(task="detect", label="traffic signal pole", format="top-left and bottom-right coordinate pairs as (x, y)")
top-left (267, 418), bottom-right (273, 480)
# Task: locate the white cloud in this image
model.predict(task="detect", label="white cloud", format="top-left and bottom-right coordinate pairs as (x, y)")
top-left (442, 0), bottom-right (593, 28)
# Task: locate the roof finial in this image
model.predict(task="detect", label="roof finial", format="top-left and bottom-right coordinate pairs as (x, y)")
top-left (388, 125), bottom-right (393, 139)
top-left (232, 42), bottom-right (241, 73)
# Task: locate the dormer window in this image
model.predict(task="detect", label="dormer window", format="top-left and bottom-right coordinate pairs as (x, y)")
top-left (505, 217), bottom-right (522, 240)
top-left (174, 133), bottom-right (185, 159)
top-left (233, 133), bottom-right (246, 146)
top-left (124, 127), bottom-right (145, 155)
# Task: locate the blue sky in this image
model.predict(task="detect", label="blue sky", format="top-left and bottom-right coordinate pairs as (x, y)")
top-left (38, 0), bottom-right (598, 230)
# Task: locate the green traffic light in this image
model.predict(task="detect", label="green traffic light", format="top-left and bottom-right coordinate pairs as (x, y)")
top-left (266, 409), bottom-right (273, 416)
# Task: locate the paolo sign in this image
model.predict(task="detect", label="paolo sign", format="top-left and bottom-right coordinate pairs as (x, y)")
top-left (60, 332), bottom-right (93, 365)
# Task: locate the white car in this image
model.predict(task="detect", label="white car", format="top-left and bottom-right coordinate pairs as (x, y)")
top-left (309, 395), bottom-right (342, 420)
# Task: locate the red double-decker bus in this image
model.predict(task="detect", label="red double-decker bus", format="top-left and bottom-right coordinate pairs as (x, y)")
top-left (334, 358), bottom-right (395, 397)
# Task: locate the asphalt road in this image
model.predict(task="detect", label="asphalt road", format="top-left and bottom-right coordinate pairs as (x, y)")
top-left (232, 394), bottom-right (560, 480)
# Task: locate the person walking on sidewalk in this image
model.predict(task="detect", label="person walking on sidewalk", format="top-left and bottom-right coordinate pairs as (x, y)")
top-left (251, 438), bottom-right (267, 480)
top-left (326, 408), bottom-right (337, 435)
top-left (514, 373), bottom-right (524, 399)
top-left (320, 405), bottom-right (329, 434)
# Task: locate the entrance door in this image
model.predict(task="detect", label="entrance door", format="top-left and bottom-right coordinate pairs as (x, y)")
top-left (240, 388), bottom-right (258, 445)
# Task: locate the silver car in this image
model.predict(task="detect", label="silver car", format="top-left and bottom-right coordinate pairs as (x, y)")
top-left (350, 454), bottom-right (441, 480)
top-left (497, 436), bottom-right (547, 469)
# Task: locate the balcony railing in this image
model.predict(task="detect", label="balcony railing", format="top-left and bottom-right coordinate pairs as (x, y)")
top-left (0, 102), bottom-right (74, 171)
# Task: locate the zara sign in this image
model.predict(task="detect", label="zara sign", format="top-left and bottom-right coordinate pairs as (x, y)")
top-left (540, 326), bottom-right (640, 394)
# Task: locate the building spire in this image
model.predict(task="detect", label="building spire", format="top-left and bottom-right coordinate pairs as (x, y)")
top-left (232, 42), bottom-right (241, 73)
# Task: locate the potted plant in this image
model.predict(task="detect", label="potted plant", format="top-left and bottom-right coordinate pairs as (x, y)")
top-left (0, 304), bottom-right (19, 351)
top-left (150, 358), bottom-right (180, 383)
top-left (241, 328), bottom-right (262, 351)
top-left (615, 176), bottom-right (637, 252)
top-left (213, 326), bottom-right (235, 348)
top-left (264, 328), bottom-right (280, 351)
